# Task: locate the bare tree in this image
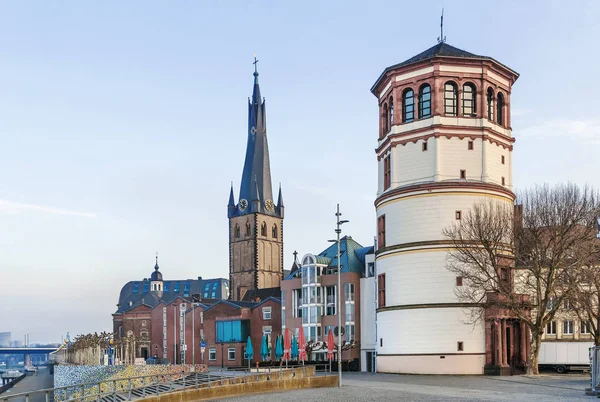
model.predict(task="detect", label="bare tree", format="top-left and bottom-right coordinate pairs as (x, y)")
top-left (567, 253), bottom-right (600, 346)
top-left (443, 183), bottom-right (600, 375)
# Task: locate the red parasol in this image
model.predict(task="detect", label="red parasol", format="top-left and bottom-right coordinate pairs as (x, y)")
top-left (283, 328), bottom-right (291, 363)
top-left (327, 328), bottom-right (335, 362)
top-left (298, 327), bottom-right (307, 363)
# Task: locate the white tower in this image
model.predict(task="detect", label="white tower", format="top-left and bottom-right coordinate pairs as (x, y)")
top-left (372, 41), bottom-right (518, 374)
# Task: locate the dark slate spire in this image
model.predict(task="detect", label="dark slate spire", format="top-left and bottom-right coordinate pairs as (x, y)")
top-left (237, 58), bottom-right (275, 215)
top-left (277, 183), bottom-right (284, 218)
top-left (227, 182), bottom-right (236, 218)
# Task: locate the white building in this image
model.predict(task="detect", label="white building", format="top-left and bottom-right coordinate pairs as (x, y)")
top-left (371, 41), bottom-right (520, 374)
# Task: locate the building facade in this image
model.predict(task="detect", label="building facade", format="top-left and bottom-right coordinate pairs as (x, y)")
top-left (281, 236), bottom-right (373, 369)
top-left (371, 41), bottom-right (522, 374)
top-left (112, 257), bottom-right (228, 363)
top-left (228, 63), bottom-right (284, 301)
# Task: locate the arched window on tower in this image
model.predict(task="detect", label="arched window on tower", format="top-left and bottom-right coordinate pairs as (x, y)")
top-left (487, 88), bottom-right (495, 121)
top-left (234, 224), bottom-right (240, 238)
top-left (462, 83), bottom-right (476, 116)
top-left (418, 84), bottom-right (431, 118)
top-left (402, 89), bottom-right (414, 122)
top-left (272, 224), bottom-right (278, 239)
top-left (444, 82), bottom-right (458, 116)
top-left (388, 97), bottom-right (394, 127)
top-left (246, 221), bottom-right (251, 236)
top-left (383, 103), bottom-right (389, 134)
top-left (261, 222), bottom-right (267, 237)
top-left (496, 93), bottom-right (504, 126)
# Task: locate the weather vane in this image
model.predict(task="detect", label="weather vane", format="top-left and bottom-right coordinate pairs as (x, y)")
top-left (437, 8), bottom-right (446, 43)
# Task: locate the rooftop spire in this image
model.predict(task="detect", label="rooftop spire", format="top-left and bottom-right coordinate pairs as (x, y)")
top-left (437, 8), bottom-right (446, 43)
top-left (277, 183), bottom-right (284, 208)
top-left (228, 182), bottom-right (235, 206)
top-left (235, 57), bottom-right (276, 216)
top-left (155, 253), bottom-right (159, 270)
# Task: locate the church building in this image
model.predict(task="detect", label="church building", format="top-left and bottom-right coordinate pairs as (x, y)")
top-left (227, 61), bottom-right (284, 301)
top-left (371, 39), bottom-right (525, 374)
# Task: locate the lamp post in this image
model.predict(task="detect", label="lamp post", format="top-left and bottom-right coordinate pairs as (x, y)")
top-left (329, 203), bottom-right (348, 388)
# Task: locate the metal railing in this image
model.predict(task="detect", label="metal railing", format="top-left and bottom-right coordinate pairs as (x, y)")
top-left (0, 365), bottom-right (323, 402)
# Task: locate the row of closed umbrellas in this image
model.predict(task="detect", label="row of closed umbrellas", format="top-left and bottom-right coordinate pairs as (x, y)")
top-left (244, 328), bottom-right (336, 367)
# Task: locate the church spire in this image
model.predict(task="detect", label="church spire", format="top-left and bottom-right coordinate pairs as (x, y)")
top-left (236, 57), bottom-right (276, 216)
top-left (277, 183), bottom-right (284, 218)
top-left (227, 182), bottom-right (236, 218)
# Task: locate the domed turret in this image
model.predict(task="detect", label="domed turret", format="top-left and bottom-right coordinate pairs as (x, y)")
top-left (150, 255), bottom-right (163, 292)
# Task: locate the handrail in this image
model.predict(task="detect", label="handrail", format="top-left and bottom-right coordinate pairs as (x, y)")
top-left (0, 365), bottom-right (326, 402)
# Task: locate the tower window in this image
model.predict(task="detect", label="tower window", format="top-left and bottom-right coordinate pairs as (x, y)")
top-left (377, 215), bottom-right (386, 249)
top-left (460, 170), bottom-right (466, 180)
top-left (501, 155), bottom-right (505, 165)
top-left (457, 341), bottom-right (464, 351)
top-left (234, 224), bottom-right (240, 238)
top-left (456, 276), bottom-right (463, 286)
top-left (496, 93), bottom-right (504, 126)
top-left (502, 177), bottom-right (505, 186)
top-left (487, 88), bottom-right (494, 121)
top-left (383, 155), bottom-right (391, 190)
top-left (378, 273), bottom-right (386, 308)
top-left (389, 97), bottom-right (394, 127)
top-left (444, 82), bottom-right (458, 116)
top-left (456, 211), bottom-right (462, 220)
top-left (462, 83), bottom-right (476, 116)
top-left (383, 103), bottom-right (389, 134)
top-left (468, 141), bottom-right (474, 150)
top-left (272, 224), bottom-right (278, 238)
top-left (422, 141), bottom-right (428, 152)
top-left (261, 222), bottom-right (267, 237)
top-left (246, 221), bottom-right (251, 236)
top-left (402, 88), bottom-right (414, 123)
top-left (418, 84), bottom-right (431, 118)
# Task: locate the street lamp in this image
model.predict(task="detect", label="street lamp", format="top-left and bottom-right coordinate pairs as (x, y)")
top-left (328, 203), bottom-right (348, 388)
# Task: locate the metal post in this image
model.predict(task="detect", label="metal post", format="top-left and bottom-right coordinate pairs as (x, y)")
top-left (192, 304), bottom-right (195, 365)
top-left (336, 203), bottom-right (342, 388)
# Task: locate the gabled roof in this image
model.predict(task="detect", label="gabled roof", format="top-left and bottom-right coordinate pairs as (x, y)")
top-left (241, 287), bottom-right (282, 302)
top-left (371, 42), bottom-right (519, 95)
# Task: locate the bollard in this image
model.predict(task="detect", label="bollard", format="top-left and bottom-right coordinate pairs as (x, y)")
top-left (267, 366), bottom-right (271, 381)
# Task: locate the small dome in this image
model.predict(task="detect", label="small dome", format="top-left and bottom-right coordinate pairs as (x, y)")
top-left (150, 256), bottom-right (163, 282)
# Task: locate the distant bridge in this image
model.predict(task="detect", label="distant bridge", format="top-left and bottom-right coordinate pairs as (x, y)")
top-left (0, 347), bottom-right (58, 355)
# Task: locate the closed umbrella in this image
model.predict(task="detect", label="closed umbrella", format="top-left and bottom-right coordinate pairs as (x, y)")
top-left (245, 336), bottom-right (254, 370)
top-left (275, 335), bottom-right (283, 361)
top-left (298, 327), bottom-right (307, 363)
top-left (267, 334), bottom-right (272, 361)
top-left (260, 335), bottom-right (268, 361)
top-left (327, 328), bottom-right (335, 370)
top-left (291, 335), bottom-right (298, 360)
top-left (283, 328), bottom-right (291, 368)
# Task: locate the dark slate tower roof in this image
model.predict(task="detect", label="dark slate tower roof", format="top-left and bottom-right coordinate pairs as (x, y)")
top-left (229, 61), bottom-right (282, 218)
top-left (371, 42), bottom-right (519, 94)
top-left (150, 256), bottom-right (163, 281)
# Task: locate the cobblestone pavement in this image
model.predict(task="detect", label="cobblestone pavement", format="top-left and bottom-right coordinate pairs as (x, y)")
top-left (217, 372), bottom-right (592, 401)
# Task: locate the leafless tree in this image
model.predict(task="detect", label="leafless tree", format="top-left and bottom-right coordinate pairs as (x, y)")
top-left (567, 253), bottom-right (600, 346)
top-left (443, 183), bottom-right (600, 375)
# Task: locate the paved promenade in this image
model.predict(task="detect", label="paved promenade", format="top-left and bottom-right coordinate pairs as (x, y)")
top-left (2, 368), bottom-right (53, 402)
top-left (218, 372), bottom-right (591, 401)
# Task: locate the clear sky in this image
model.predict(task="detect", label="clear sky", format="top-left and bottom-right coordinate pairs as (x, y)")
top-left (0, 1), bottom-right (598, 344)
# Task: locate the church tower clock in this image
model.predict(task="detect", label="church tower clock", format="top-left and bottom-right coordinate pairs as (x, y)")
top-left (227, 59), bottom-right (284, 301)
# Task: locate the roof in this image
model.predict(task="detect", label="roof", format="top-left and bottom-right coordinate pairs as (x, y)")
top-left (203, 297), bottom-right (281, 313)
top-left (229, 66), bottom-right (283, 219)
top-left (116, 277), bottom-right (229, 314)
top-left (241, 287), bottom-right (282, 302)
top-left (371, 42), bottom-right (519, 95)
top-left (284, 235), bottom-right (369, 280)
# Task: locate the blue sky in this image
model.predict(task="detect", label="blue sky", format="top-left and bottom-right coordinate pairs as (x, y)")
top-left (0, 1), bottom-right (598, 343)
